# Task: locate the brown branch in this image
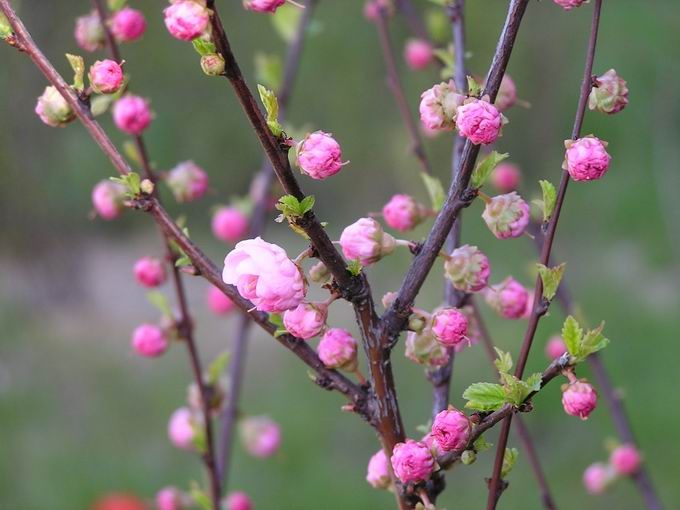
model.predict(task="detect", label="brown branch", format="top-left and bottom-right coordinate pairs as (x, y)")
top-left (485, 2), bottom-right (604, 508)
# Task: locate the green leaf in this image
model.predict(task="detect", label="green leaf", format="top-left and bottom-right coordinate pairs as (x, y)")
top-left (257, 84), bottom-right (283, 137)
top-left (271, 4), bottom-right (303, 43)
top-left (189, 482), bottom-right (212, 510)
top-left (463, 382), bottom-right (506, 411)
top-left (107, 0), bottom-right (127, 11)
top-left (299, 195), bottom-right (315, 214)
top-left (192, 39), bottom-right (217, 57)
top-left (471, 151), bottom-right (509, 189)
top-left (562, 315), bottom-right (583, 358)
top-left (538, 180), bottom-right (557, 222)
top-left (0, 13), bottom-right (12, 39)
top-left (536, 262), bottom-right (566, 301)
top-left (493, 348), bottom-right (513, 375)
top-left (467, 75), bottom-right (483, 97)
top-left (580, 322), bottom-right (610, 358)
top-left (501, 448), bottom-right (519, 477)
top-left (347, 259), bottom-right (362, 277)
top-left (255, 52), bottom-right (283, 92)
top-left (146, 291), bottom-right (173, 318)
top-left (473, 435), bottom-right (493, 453)
top-left (421, 173), bottom-right (446, 212)
top-left (66, 53), bottom-right (85, 91)
top-left (207, 351), bottom-right (231, 386)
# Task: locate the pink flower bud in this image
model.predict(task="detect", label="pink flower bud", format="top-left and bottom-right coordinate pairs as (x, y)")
top-left (456, 99), bottom-right (504, 145)
top-left (243, 0), bottom-right (286, 13)
top-left (610, 444), bottom-right (642, 476)
top-left (553, 0), bottom-right (588, 10)
top-left (484, 277), bottom-right (529, 320)
top-left (444, 244), bottom-right (490, 293)
top-left (366, 449), bottom-right (391, 489)
top-left (222, 237), bottom-right (305, 313)
top-left (89, 60), bottom-right (124, 95)
top-left (308, 261), bottom-right (330, 284)
top-left (35, 86), bottom-right (75, 127)
top-left (419, 80), bottom-right (465, 132)
top-left (283, 302), bottom-right (327, 340)
top-left (224, 492), bottom-right (253, 510)
top-left (589, 69), bottom-right (628, 114)
top-left (564, 136), bottom-right (611, 182)
top-left (545, 335), bottom-right (567, 360)
top-left (431, 408), bottom-right (471, 452)
top-left (110, 7), bottom-right (147, 43)
top-left (74, 11), bottom-right (105, 52)
top-left (131, 323), bottom-right (169, 357)
top-left (490, 162), bottom-right (521, 193)
top-left (562, 380), bottom-right (598, 420)
top-left (317, 328), bottom-right (358, 370)
top-left (164, 1), bottom-right (210, 41)
top-left (212, 206), bottom-right (249, 242)
top-left (295, 131), bottom-right (346, 180)
top-left (405, 328), bottom-right (450, 367)
top-left (482, 192), bottom-right (530, 239)
top-left (113, 95), bottom-right (152, 135)
top-left (382, 194), bottom-right (428, 232)
top-left (493, 74), bottom-right (518, 112)
top-left (404, 39), bottom-right (433, 71)
top-left (155, 487), bottom-right (188, 510)
top-left (240, 416), bottom-right (281, 457)
top-left (168, 407), bottom-right (197, 450)
top-left (167, 161), bottom-right (209, 203)
top-left (133, 256), bottom-right (166, 288)
top-left (339, 217), bottom-right (396, 266)
top-left (583, 462), bottom-right (613, 494)
top-left (390, 440), bottom-right (435, 484)
top-left (92, 180), bottom-right (126, 220)
top-left (206, 285), bottom-right (235, 315)
top-left (431, 308), bottom-right (468, 347)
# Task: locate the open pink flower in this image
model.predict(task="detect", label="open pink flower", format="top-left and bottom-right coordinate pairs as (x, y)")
top-left (404, 39), bottom-right (433, 70)
top-left (89, 60), bottom-right (124, 94)
top-left (482, 192), bottom-right (530, 239)
top-left (133, 256), bottom-right (166, 288)
top-left (110, 7), bottom-right (146, 42)
top-left (390, 440), bottom-right (435, 484)
top-left (296, 131), bottom-right (346, 180)
top-left (240, 416), bottom-right (281, 457)
top-left (431, 408), bottom-right (471, 452)
top-left (382, 194), bottom-right (427, 232)
top-left (339, 217), bottom-right (396, 266)
top-left (244, 0), bottom-right (286, 13)
top-left (167, 161), bottom-right (209, 203)
top-left (92, 180), bottom-right (126, 220)
top-left (164, 1), bottom-right (210, 41)
top-left (131, 324), bottom-right (168, 357)
top-left (212, 206), bottom-right (249, 242)
top-left (113, 95), bottom-right (152, 135)
top-left (317, 328), bottom-right (357, 370)
top-left (444, 244), bottom-right (490, 292)
top-left (456, 99), bottom-right (504, 145)
top-left (366, 449), bottom-right (391, 489)
top-left (484, 277), bottom-right (529, 320)
top-left (564, 136), bottom-right (611, 181)
top-left (562, 380), bottom-right (598, 419)
top-left (283, 302), bottom-right (327, 340)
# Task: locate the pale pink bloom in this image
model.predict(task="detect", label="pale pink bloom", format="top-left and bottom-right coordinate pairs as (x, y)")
top-left (92, 180), bottom-right (126, 220)
top-left (244, 0), bottom-right (286, 13)
top-left (110, 7), bottom-right (146, 42)
top-left (133, 256), bottom-right (166, 288)
top-left (155, 487), bottom-right (186, 510)
top-left (562, 380), bottom-right (598, 419)
top-left (206, 286), bottom-right (235, 315)
top-left (382, 194), bottom-right (427, 232)
top-left (485, 277), bottom-right (529, 320)
top-left (240, 416), bottom-right (281, 458)
top-left (482, 192), bottom-right (530, 239)
top-left (490, 163), bottom-right (521, 192)
top-left (583, 462), bottom-right (613, 494)
top-left (589, 69), bottom-right (628, 114)
top-left (366, 449), bottom-right (391, 489)
top-left (610, 444), bottom-right (642, 475)
top-left (89, 60), bottom-right (124, 94)
top-left (390, 440), bottom-right (435, 484)
top-left (494, 74), bottom-right (518, 112)
top-left (456, 99), bottom-right (504, 145)
top-left (545, 335), bottom-right (567, 360)
top-left (224, 492), bottom-right (253, 510)
top-left (167, 161), bottom-right (209, 203)
top-left (222, 237), bottom-right (305, 313)
top-left (339, 217), bottom-right (396, 266)
top-left (419, 80), bottom-right (464, 132)
top-left (35, 86), bottom-right (75, 127)
top-left (164, 1), bottom-right (210, 41)
top-left (431, 308), bottom-right (468, 347)
top-left (444, 245), bottom-right (490, 293)
top-left (212, 206), bottom-right (249, 243)
top-left (131, 323), bottom-right (168, 357)
top-left (283, 302), bottom-right (327, 340)
top-left (405, 328), bottom-right (450, 367)
top-left (74, 11), bottom-right (105, 52)
top-left (168, 407), bottom-right (197, 450)
top-left (404, 39), bottom-right (433, 71)
top-left (113, 95), bottom-right (152, 135)
top-left (564, 136), bottom-right (611, 181)
top-left (317, 328), bottom-right (357, 370)
top-left (553, 0), bottom-right (589, 10)
top-left (431, 408), bottom-right (471, 452)
top-left (296, 131), bottom-right (346, 180)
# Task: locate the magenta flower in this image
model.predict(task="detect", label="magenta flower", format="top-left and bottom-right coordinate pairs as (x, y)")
top-left (482, 192), bottom-right (530, 239)
top-left (564, 136), bottom-right (611, 181)
top-left (610, 444), bottom-right (642, 475)
top-left (419, 80), bottom-right (464, 132)
top-left (431, 308), bottom-right (469, 347)
top-left (484, 277), bottom-right (529, 320)
top-left (382, 194), bottom-right (427, 232)
top-left (339, 217), bottom-right (396, 266)
top-left (133, 256), bottom-right (166, 288)
top-left (112, 95), bottom-right (152, 135)
top-left (110, 7), bottom-right (146, 43)
top-left (296, 131), bottom-right (346, 180)
top-left (444, 244), bottom-right (490, 293)
top-left (164, 1), bottom-right (210, 41)
top-left (212, 206), bottom-right (249, 243)
top-left (404, 39), bottom-right (433, 71)
top-left (240, 416), bottom-right (281, 457)
top-left (390, 440), bottom-right (435, 484)
top-left (243, 0), bottom-right (286, 13)
top-left (74, 11), bottom-right (105, 52)
top-left (91, 180), bottom-right (126, 220)
top-left (89, 60), bottom-right (124, 95)
top-left (431, 408), bottom-right (471, 452)
top-left (562, 380), bottom-right (598, 420)
top-left (168, 407), bottom-right (197, 450)
top-left (545, 335), bottom-right (567, 360)
top-left (166, 161), bottom-right (209, 203)
top-left (35, 86), bottom-right (75, 127)
top-left (206, 286), bottom-right (235, 315)
top-left (317, 328), bottom-right (357, 370)
top-left (131, 323), bottom-right (168, 357)
top-left (589, 69), bottom-right (628, 114)
top-left (583, 462), bottom-right (613, 494)
top-left (224, 492), bottom-right (253, 510)
top-left (456, 98), bottom-right (504, 145)
top-left (490, 162), bottom-right (521, 193)
top-left (283, 302), bottom-right (327, 340)
top-left (366, 449), bottom-right (391, 489)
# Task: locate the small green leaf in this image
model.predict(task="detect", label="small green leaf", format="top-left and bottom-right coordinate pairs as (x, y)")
top-left (66, 53), bottom-right (85, 91)
top-left (501, 448), bottom-right (519, 477)
top-left (189, 482), bottom-right (212, 510)
top-left (255, 52), bottom-right (283, 92)
top-left (539, 180), bottom-right (557, 222)
top-left (467, 75), bottom-right (483, 97)
top-left (207, 351), bottom-right (231, 386)
top-left (463, 382), bottom-right (506, 411)
top-left (347, 259), bottom-right (362, 276)
top-left (471, 151), bottom-right (509, 189)
top-left (421, 173), bottom-right (446, 212)
top-left (536, 262), bottom-right (566, 301)
top-left (493, 348), bottom-right (513, 375)
top-left (473, 435), bottom-right (493, 453)
top-left (147, 291), bottom-right (173, 318)
top-left (107, 0), bottom-right (127, 11)
top-left (562, 315), bottom-right (583, 358)
top-left (192, 39), bottom-right (217, 57)
top-left (299, 195), bottom-right (315, 214)
top-left (257, 84), bottom-right (283, 137)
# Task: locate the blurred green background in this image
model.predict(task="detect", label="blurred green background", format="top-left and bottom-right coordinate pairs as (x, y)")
top-left (1, 1), bottom-right (679, 509)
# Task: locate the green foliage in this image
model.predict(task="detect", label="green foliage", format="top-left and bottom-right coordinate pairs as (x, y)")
top-left (421, 172), bottom-right (446, 212)
top-left (65, 53), bottom-right (84, 91)
top-left (471, 151), bottom-right (509, 189)
top-left (255, 53), bottom-right (283, 92)
top-left (562, 315), bottom-right (610, 362)
top-left (536, 262), bottom-right (566, 301)
top-left (501, 448), bottom-right (519, 477)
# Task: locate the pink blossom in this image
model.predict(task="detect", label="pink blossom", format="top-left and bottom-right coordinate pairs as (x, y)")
top-left (240, 416), bottom-right (281, 457)
top-left (168, 407), bottom-right (197, 450)
top-left (564, 136), bottom-right (611, 181)
top-left (112, 95), bottom-right (152, 135)
top-left (89, 60), bottom-right (124, 94)
top-left (74, 11), bottom-right (105, 52)
top-left (419, 80), bottom-right (464, 132)
top-left (133, 256), bottom-right (166, 288)
top-left (553, 0), bottom-right (589, 11)
top-left (92, 180), bottom-right (126, 220)
top-left (155, 487), bottom-right (186, 510)
top-left (490, 163), bottom-right (521, 193)
top-left (35, 86), bottom-right (75, 127)
top-left (583, 463), bottom-right (612, 494)
top-left (224, 492), bottom-right (253, 510)
top-left (545, 336), bottom-right (567, 360)
top-left (131, 323), bottom-right (169, 357)
top-left (405, 328), bottom-right (450, 367)
top-left (295, 131), bottom-right (346, 180)
top-left (317, 328), bottom-right (357, 370)
top-left (212, 206), bottom-right (249, 243)
top-left (431, 408), bottom-right (471, 452)
top-left (339, 217), bottom-right (396, 266)
top-left (110, 7), bottom-right (146, 43)
top-left (431, 308), bottom-right (468, 347)
top-left (382, 194), bottom-right (427, 232)
top-left (166, 161), bottom-right (209, 203)
top-left (562, 380), bottom-right (598, 420)
top-left (244, 0), bottom-right (286, 13)
top-left (444, 245), bottom-right (490, 293)
top-left (484, 277), bottom-right (529, 320)
top-left (222, 237), bottom-right (305, 313)
top-left (494, 74), bottom-right (518, 112)
top-left (164, 1), bottom-right (210, 41)
top-left (366, 449), bottom-right (391, 489)
top-left (456, 99), bottom-right (504, 145)
top-left (283, 302), bottom-right (327, 340)
top-left (589, 69), bottom-right (628, 114)
top-left (390, 440), bottom-right (435, 484)
top-left (206, 286), bottom-right (235, 315)
top-left (610, 444), bottom-right (642, 475)
top-left (482, 192), bottom-right (530, 239)
top-left (404, 39), bottom-right (433, 71)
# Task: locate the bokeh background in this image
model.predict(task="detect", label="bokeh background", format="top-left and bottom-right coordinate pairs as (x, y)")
top-left (1, 1), bottom-right (679, 509)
